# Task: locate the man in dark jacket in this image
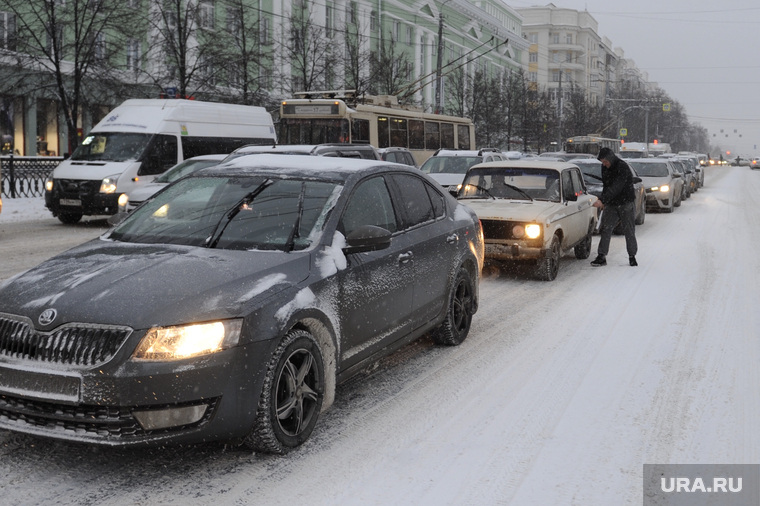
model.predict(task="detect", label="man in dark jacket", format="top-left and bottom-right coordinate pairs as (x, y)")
top-left (590, 147), bottom-right (638, 267)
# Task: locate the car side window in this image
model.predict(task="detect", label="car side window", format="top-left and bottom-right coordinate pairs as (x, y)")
top-left (570, 170), bottom-right (585, 195)
top-left (340, 176), bottom-right (398, 236)
top-left (561, 170), bottom-right (574, 201)
top-left (389, 173), bottom-right (436, 229)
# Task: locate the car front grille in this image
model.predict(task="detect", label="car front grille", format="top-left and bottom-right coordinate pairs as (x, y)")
top-left (480, 219), bottom-right (519, 240)
top-left (55, 178), bottom-right (99, 198)
top-left (0, 314), bottom-right (133, 367)
top-left (0, 394), bottom-right (219, 441)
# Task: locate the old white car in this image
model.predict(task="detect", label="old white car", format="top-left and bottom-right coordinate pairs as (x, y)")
top-left (458, 161), bottom-right (598, 281)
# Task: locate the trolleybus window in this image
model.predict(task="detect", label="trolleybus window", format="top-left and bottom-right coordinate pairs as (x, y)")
top-left (425, 122), bottom-right (440, 151)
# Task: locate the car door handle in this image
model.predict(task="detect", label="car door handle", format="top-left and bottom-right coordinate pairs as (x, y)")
top-left (398, 251), bottom-right (414, 264)
top-left (446, 234), bottom-right (459, 244)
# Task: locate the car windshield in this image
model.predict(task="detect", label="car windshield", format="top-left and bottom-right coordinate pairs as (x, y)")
top-left (420, 156), bottom-right (482, 175)
top-left (628, 161), bottom-right (670, 177)
top-left (573, 161), bottom-right (603, 182)
top-left (154, 159), bottom-right (222, 183)
top-left (108, 175), bottom-right (341, 251)
top-left (459, 167), bottom-right (560, 201)
top-left (70, 132), bottom-right (152, 162)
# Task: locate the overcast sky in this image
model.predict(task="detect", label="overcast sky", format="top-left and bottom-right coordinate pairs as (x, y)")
top-left (509, 1), bottom-right (760, 156)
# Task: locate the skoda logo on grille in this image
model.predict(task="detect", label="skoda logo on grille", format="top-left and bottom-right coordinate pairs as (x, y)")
top-left (38, 308), bottom-right (58, 326)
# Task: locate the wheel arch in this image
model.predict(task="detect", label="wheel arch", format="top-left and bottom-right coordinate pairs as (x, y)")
top-left (288, 315), bottom-right (338, 411)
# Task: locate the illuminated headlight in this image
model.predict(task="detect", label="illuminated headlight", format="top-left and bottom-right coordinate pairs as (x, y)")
top-left (652, 185), bottom-right (670, 193)
top-left (117, 193), bottom-right (129, 211)
top-left (525, 224), bottom-right (541, 239)
top-left (133, 319), bottom-right (242, 361)
top-left (512, 224), bottom-right (541, 239)
top-left (99, 175), bottom-right (119, 193)
top-left (45, 177), bottom-right (54, 192)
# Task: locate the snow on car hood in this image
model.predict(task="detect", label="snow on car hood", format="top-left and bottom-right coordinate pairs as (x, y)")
top-left (461, 198), bottom-right (568, 224)
top-left (0, 239), bottom-right (310, 330)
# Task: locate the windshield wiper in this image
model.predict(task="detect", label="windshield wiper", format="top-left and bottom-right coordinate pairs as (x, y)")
top-left (461, 183), bottom-right (496, 199)
top-left (503, 183), bottom-right (534, 201)
top-left (205, 179), bottom-right (274, 249)
top-left (584, 173), bottom-right (603, 182)
top-left (283, 183), bottom-right (306, 252)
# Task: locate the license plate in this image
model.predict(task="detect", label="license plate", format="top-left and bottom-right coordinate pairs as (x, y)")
top-left (60, 199), bottom-right (82, 206)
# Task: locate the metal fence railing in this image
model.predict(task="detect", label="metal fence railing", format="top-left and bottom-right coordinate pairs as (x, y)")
top-left (1, 156), bottom-right (63, 198)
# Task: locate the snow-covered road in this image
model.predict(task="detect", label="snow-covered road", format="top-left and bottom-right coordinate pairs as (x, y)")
top-left (0, 165), bottom-right (758, 505)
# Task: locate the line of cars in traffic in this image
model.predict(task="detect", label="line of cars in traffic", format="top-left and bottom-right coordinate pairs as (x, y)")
top-left (0, 141), bottom-right (707, 454)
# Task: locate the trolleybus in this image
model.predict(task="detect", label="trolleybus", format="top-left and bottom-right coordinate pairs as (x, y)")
top-left (279, 91), bottom-right (476, 165)
top-left (564, 135), bottom-right (621, 156)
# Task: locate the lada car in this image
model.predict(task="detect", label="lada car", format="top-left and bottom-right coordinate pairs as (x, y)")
top-left (458, 160), bottom-right (598, 281)
top-left (0, 155), bottom-right (484, 453)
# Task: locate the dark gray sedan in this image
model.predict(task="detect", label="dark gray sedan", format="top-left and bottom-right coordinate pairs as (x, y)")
top-left (0, 155), bottom-right (484, 453)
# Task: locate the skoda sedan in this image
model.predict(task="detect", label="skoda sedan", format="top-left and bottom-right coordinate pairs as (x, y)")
top-left (0, 155), bottom-right (484, 453)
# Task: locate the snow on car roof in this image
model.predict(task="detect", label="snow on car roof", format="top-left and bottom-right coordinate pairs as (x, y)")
top-left (467, 160), bottom-right (581, 172)
top-left (202, 153), bottom-right (399, 180)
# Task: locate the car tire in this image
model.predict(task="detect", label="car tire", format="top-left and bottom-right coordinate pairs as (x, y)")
top-left (432, 268), bottom-right (474, 346)
top-left (674, 190), bottom-right (682, 207)
top-left (635, 199), bottom-right (646, 225)
top-left (57, 212), bottom-right (83, 224)
top-left (536, 234), bottom-right (560, 281)
top-left (574, 227), bottom-right (593, 259)
top-left (244, 329), bottom-right (325, 454)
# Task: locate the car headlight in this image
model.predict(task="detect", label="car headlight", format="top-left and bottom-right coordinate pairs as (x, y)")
top-left (650, 185), bottom-right (669, 193)
top-left (133, 319), bottom-right (243, 361)
top-left (525, 223), bottom-right (541, 239)
top-left (99, 175), bottom-right (120, 194)
top-left (45, 177), bottom-right (54, 192)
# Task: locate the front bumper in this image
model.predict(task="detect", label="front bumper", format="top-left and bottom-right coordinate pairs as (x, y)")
top-left (0, 338), bottom-right (276, 447)
top-left (645, 192), bottom-right (671, 210)
top-left (484, 241), bottom-right (545, 261)
top-left (45, 179), bottom-right (121, 216)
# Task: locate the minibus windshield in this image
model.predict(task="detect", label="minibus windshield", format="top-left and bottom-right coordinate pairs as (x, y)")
top-left (71, 133), bottom-right (152, 162)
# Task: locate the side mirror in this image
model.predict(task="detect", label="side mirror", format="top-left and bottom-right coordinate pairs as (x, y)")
top-left (632, 176), bottom-right (642, 184)
top-left (343, 225), bottom-right (392, 254)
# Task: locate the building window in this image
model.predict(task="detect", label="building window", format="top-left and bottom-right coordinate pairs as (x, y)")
top-left (346, 1), bottom-right (357, 25)
top-left (551, 70), bottom-right (560, 82)
top-left (551, 32), bottom-right (559, 44)
top-left (0, 12), bottom-right (16, 51)
top-left (529, 51), bottom-right (537, 63)
top-left (370, 10), bottom-right (378, 31)
top-left (92, 31), bottom-right (106, 62)
top-left (326, 4), bottom-right (333, 38)
top-left (528, 71), bottom-right (537, 82)
top-left (46, 24), bottom-right (63, 57)
top-left (392, 20), bottom-right (399, 41)
top-left (565, 33), bottom-right (572, 44)
top-left (406, 25), bottom-right (413, 45)
top-left (226, 6), bottom-right (240, 38)
top-left (528, 32), bottom-right (538, 44)
top-left (260, 16), bottom-right (270, 45)
top-left (199, 1), bottom-right (214, 30)
top-left (200, 54), bottom-right (215, 84)
top-left (126, 39), bottom-right (140, 71)
top-left (261, 66), bottom-right (272, 89)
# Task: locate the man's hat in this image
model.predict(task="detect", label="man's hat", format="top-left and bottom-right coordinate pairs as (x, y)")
top-left (597, 147), bottom-right (615, 161)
